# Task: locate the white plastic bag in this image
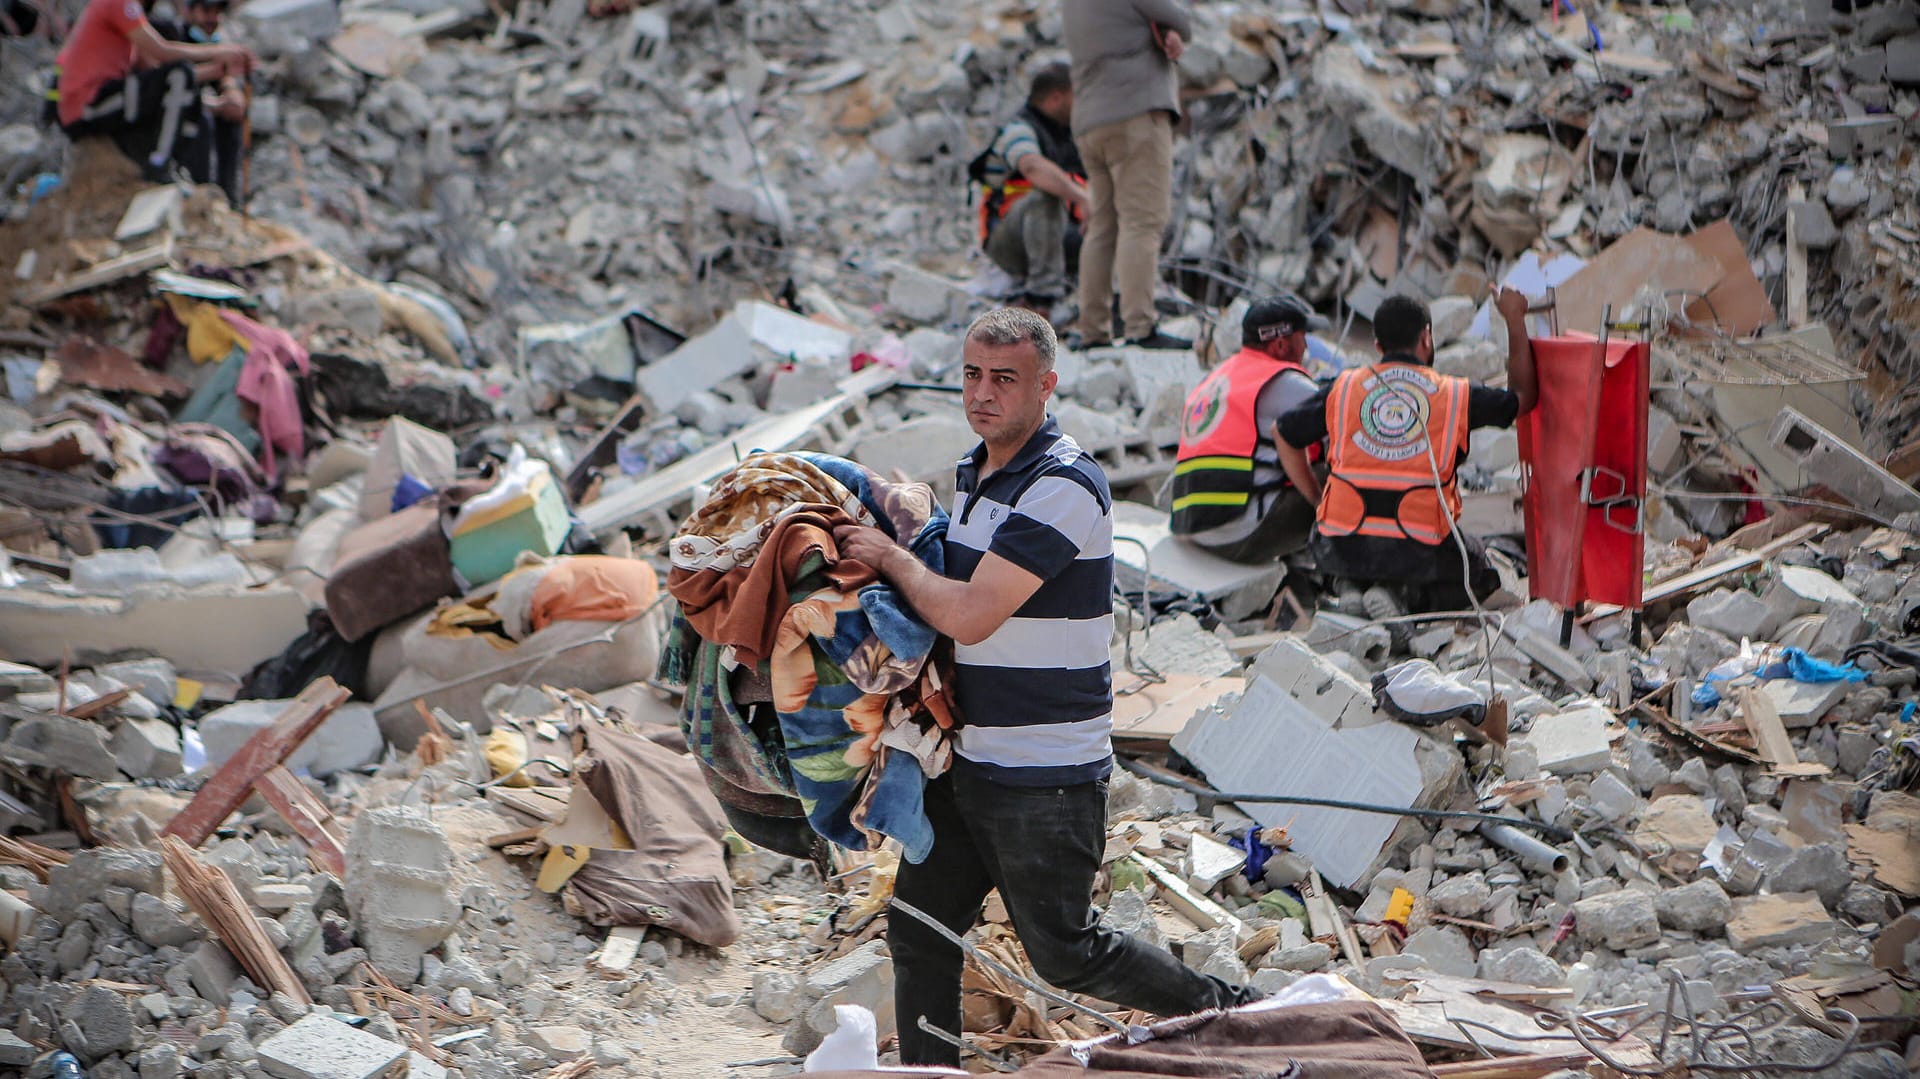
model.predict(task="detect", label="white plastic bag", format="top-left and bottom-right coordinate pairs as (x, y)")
top-left (804, 1005), bottom-right (878, 1072)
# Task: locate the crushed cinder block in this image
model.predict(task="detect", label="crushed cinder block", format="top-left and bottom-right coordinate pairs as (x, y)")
top-left (257, 1013), bottom-right (407, 1079)
top-left (1574, 888), bottom-right (1661, 950)
top-left (344, 806), bottom-right (459, 984)
top-left (1516, 706), bottom-right (1615, 774)
top-left (183, 940), bottom-right (241, 1005)
top-left (786, 938), bottom-right (895, 1057)
top-left (1634, 794), bottom-right (1719, 864)
top-left (1725, 892), bottom-right (1837, 952)
top-left (39, 848), bottom-right (163, 922)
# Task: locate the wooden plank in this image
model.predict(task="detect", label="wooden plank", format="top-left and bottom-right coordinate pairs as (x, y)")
top-left (1738, 684), bottom-right (1798, 769)
top-left (1302, 870), bottom-right (1365, 968)
top-left (485, 826), bottom-right (542, 849)
top-left (23, 241), bottom-right (173, 305)
top-left (485, 785), bottom-right (570, 823)
top-left (162, 679), bottom-right (351, 846)
top-left (252, 766), bottom-right (348, 878)
top-left (1126, 852), bottom-right (1249, 942)
top-left (161, 836), bottom-right (311, 1004)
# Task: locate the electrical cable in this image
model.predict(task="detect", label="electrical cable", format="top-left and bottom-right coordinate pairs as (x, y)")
top-left (1116, 757), bottom-right (1574, 841)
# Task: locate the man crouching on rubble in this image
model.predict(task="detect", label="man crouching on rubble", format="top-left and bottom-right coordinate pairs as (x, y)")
top-left (834, 307), bottom-right (1259, 1068)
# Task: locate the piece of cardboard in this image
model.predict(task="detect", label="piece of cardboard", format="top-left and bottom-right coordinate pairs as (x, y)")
top-left (1682, 219), bottom-right (1777, 335)
top-left (1551, 227), bottom-right (1722, 337)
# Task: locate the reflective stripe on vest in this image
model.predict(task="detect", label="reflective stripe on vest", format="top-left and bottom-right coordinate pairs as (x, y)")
top-left (1169, 349), bottom-right (1308, 534)
top-left (1316, 363), bottom-right (1471, 545)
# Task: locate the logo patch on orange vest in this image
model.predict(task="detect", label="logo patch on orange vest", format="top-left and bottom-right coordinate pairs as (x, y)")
top-left (1183, 376), bottom-right (1229, 443)
top-left (1353, 367), bottom-right (1440, 462)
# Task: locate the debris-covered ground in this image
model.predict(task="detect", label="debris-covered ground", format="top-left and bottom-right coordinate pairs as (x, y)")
top-left (1, 0), bottom-right (1920, 1074)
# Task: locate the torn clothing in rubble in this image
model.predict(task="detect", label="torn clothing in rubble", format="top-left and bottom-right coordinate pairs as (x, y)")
top-left (661, 451), bottom-right (956, 863)
top-left (427, 554), bottom-right (660, 650)
top-left (564, 713), bottom-right (741, 948)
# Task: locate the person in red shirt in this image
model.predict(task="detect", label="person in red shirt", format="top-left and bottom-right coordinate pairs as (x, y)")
top-left (53, 0), bottom-right (253, 186)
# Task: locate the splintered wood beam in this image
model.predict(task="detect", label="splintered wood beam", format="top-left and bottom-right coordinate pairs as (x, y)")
top-left (252, 766), bottom-right (348, 878)
top-left (161, 836), bottom-right (311, 1004)
top-left (162, 679), bottom-right (351, 847)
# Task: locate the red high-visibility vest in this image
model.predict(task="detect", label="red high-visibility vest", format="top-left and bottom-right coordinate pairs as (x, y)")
top-left (1171, 348), bottom-right (1313, 534)
top-left (1317, 362), bottom-right (1471, 545)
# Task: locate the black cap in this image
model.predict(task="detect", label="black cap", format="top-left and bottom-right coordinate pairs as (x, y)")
top-left (1242, 294), bottom-right (1329, 347)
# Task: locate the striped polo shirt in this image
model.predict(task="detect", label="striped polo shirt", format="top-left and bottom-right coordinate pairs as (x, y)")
top-left (946, 416), bottom-right (1115, 786)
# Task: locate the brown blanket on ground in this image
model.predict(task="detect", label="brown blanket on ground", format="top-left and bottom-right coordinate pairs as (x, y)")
top-left (564, 718), bottom-right (742, 948)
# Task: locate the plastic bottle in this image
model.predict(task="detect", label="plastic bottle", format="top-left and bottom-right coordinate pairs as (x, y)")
top-left (1567, 951), bottom-right (1597, 1005)
top-left (51, 1051), bottom-right (86, 1078)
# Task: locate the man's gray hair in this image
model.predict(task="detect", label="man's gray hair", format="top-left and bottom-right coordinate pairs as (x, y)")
top-left (965, 307), bottom-right (1058, 373)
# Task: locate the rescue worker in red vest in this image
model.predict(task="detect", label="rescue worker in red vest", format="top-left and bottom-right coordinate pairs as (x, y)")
top-left (1276, 289), bottom-right (1538, 611)
top-left (968, 62), bottom-right (1089, 312)
top-left (1170, 295), bottom-right (1329, 563)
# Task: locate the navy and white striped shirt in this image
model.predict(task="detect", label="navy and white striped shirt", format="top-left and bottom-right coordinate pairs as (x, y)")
top-left (945, 416), bottom-right (1115, 786)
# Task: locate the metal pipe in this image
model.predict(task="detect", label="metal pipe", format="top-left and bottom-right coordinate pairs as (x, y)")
top-left (1480, 820), bottom-right (1571, 874)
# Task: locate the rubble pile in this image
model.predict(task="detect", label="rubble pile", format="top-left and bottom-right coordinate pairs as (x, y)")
top-left (0, 0), bottom-right (1917, 1073)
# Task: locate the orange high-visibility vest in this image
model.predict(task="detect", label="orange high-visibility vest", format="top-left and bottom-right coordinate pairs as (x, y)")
top-left (1317, 362), bottom-right (1471, 545)
top-left (1170, 348), bottom-right (1313, 534)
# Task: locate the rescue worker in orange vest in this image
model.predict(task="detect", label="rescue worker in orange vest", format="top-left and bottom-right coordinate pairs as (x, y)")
top-left (1276, 289), bottom-right (1538, 612)
top-left (1170, 295), bottom-right (1329, 563)
top-left (967, 62), bottom-right (1089, 312)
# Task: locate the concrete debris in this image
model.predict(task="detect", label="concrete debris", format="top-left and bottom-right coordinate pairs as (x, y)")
top-left (344, 806), bottom-right (459, 984)
top-left (0, 0), bottom-right (1918, 1070)
top-left (256, 1014), bottom-right (406, 1079)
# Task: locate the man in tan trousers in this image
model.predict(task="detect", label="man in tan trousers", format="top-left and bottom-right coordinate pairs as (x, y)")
top-left (1063, 0), bottom-right (1192, 351)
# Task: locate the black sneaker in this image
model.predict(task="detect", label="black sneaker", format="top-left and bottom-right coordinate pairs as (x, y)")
top-left (1126, 328), bottom-right (1193, 350)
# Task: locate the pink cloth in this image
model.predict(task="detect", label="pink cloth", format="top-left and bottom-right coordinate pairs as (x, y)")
top-left (219, 311), bottom-right (310, 481)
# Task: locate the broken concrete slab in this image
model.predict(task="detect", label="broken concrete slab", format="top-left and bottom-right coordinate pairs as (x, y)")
top-left (199, 699), bottom-right (383, 779)
top-left (1768, 408), bottom-right (1920, 518)
top-left (636, 301), bottom-right (851, 416)
top-left (1758, 677), bottom-right (1850, 729)
top-left (257, 1013), bottom-right (406, 1079)
top-left (1111, 502), bottom-right (1283, 621)
top-left (1174, 637), bottom-right (1461, 889)
top-left (1516, 705), bottom-right (1616, 774)
top-left (110, 717), bottom-right (184, 779)
top-left (524, 1025), bottom-right (591, 1062)
top-left (0, 585), bottom-right (310, 678)
top-left (1655, 878), bottom-right (1733, 934)
top-left (1725, 892), bottom-right (1838, 952)
top-left (1686, 588), bottom-right (1774, 642)
top-left (1, 713), bottom-right (122, 779)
